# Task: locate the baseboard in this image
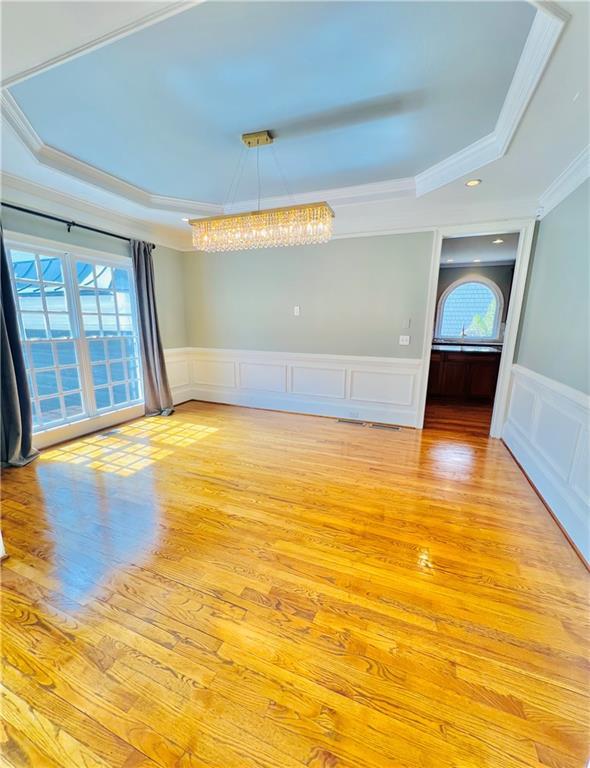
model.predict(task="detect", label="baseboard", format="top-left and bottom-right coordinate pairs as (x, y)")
top-left (502, 365), bottom-right (589, 566)
top-left (187, 386), bottom-right (417, 427)
top-left (165, 347), bottom-right (423, 427)
top-left (502, 435), bottom-right (589, 572)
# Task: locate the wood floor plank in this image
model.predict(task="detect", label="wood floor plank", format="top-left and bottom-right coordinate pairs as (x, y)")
top-left (1, 400), bottom-right (588, 767)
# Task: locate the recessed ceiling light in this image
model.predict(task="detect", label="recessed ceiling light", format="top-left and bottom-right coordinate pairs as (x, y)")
top-left (492, 238), bottom-right (504, 244)
top-left (181, 217), bottom-right (189, 222)
top-left (465, 179), bottom-right (482, 187)
top-left (446, 259), bottom-right (454, 263)
top-left (473, 258), bottom-right (481, 262)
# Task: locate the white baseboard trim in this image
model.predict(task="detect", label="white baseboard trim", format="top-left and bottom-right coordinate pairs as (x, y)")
top-left (502, 364), bottom-right (589, 564)
top-left (165, 347), bottom-right (423, 427)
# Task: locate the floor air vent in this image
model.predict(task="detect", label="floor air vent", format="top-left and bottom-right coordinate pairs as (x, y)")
top-left (337, 419), bottom-right (402, 431)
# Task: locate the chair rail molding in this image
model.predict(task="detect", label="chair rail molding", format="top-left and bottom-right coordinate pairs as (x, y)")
top-left (503, 364), bottom-right (590, 564)
top-left (164, 347), bottom-right (424, 427)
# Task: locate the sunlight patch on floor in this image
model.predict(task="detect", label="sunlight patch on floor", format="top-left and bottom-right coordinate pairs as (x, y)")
top-left (118, 420), bottom-right (218, 446)
top-left (40, 436), bottom-right (173, 476)
top-left (39, 420), bottom-right (218, 476)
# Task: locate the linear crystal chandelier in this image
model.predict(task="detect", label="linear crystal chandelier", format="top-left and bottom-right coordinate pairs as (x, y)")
top-left (189, 131), bottom-right (334, 252)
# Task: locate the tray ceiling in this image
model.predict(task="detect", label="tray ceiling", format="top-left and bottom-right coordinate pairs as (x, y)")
top-left (6, 1), bottom-right (537, 206)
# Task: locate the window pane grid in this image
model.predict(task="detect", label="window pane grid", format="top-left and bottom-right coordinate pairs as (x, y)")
top-left (438, 280), bottom-right (501, 341)
top-left (78, 259), bottom-right (142, 414)
top-left (8, 245), bottom-right (143, 435)
top-left (21, 335), bottom-right (85, 430)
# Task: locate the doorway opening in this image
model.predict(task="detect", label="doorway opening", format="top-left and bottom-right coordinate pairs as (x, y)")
top-left (424, 232), bottom-right (519, 436)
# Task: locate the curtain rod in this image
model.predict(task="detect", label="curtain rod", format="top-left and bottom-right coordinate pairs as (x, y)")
top-left (1, 202), bottom-right (155, 249)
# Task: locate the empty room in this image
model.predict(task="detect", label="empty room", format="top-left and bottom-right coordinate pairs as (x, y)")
top-left (1, 1), bottom-right (589, 766)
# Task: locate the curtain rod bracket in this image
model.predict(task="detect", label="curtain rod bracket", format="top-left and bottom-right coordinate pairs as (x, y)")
top-left (0, 202), bottom-right (155, 248)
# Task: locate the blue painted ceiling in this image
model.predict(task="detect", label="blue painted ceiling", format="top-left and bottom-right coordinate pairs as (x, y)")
top-left (10, 1), bottom-right (535, 203)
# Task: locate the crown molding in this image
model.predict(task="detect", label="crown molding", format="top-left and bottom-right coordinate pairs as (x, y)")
top-left (496, 5), bottom-right (568, 156)
top-left (0, 172), bottom-right (192, 250)
top-left (414, 132), bottom-right (500, 198)
top-left (1, 91), bottom-right (43, 153)
top-left (415, 3), bottom-right (568, 196)
top-left (537, 145), bottom-right (590, 218)
top-left (228, 176), bottom-right (415, 213)
top-left (0, 91), bottom-right (222, 217)
top-left (2, 170), bottom-right (540, 249)
top-left (1, 88), bottom-right (415, 213)
top-left (1, 3), bottom-right (568, 212)
top-left (1, 2), bottom-right (198, 88)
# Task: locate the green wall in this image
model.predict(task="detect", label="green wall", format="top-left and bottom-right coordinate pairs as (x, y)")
top-left (182, 232), bottom-right (434, 358)
top-left (516, 179), bottom-right (589, 394)
top-left (2, 207), bottom-right (188, 349)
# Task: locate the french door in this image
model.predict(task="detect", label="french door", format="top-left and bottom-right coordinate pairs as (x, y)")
top-left (6, 236), bottom-right (144, 436)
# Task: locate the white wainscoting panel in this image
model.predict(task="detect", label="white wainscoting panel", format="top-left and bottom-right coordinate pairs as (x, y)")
top-left (502, 364), bottom-right (590, 563)
top-left (239, 362), bottom-right (287, 392)
top-left (192, 358), bottom-right (236, 389)
top-left (350, 369), bottom-right (414, 406)
top-left (290, 366), bottom-right (346, 399)
top-left (164, 348), bottom-right (194, 405)
top-left (164, 347), bottom-right (423, 427)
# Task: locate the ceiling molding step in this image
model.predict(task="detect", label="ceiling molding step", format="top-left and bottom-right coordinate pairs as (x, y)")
top-left (495, 4), bottom-right (569, 156)
top-left (224, 176), bottom-right (416, 215)
top-left (1, 173), bottom-right (191, 250)
top-left (1, 91), bottom-right (221, 217)
top-left (2, 171), bottom-right (538, 248)
top-left (537, 145), bottom-right (590, 218)
top-left (2, 86), bottom-right (418, 214)
top-left (1, 2), bottom-right (199, 89)
top-left (415, 3), bottom-right (568, 197)
top-left (1, 3), bottom-right (568, 216)
top-left (414, 132), bottom-right (500, 198)
top-left (0, 91), bottom-right (43, 153)
top-left (150, 194), bottom-right (222, 216)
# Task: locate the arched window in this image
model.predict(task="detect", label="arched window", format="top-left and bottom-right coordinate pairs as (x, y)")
top-left (436, 277), bottom-right (503, 341)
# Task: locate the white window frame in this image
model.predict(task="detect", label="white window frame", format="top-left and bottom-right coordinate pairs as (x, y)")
top-left (435, 274), bottom-right (504, 342)
top-left (5, 231), bottom-right (145, 449)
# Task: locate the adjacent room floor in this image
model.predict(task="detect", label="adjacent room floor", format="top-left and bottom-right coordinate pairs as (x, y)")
top-left (423, 399), bottom-right (494, 438)
top-left (1, 402), bottom-right (588, 767)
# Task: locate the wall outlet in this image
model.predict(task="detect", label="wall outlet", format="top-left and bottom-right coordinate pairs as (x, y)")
top-left (293, 305), bottom-right (300, 317)
top-left (399, 335), bottom-right (410, 346)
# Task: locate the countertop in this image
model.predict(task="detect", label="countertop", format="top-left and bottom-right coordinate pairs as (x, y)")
top-left (431, 344), bottom-right (502, 354)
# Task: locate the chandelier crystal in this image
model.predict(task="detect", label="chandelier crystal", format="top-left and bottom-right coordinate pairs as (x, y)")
top-left (190, 202), bottom-right (334, 253)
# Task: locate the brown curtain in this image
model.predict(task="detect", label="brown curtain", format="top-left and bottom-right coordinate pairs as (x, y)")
top-left (1, 224), bottom-right (39, 466)
top-left (131, 240), bottom-right (174, 416)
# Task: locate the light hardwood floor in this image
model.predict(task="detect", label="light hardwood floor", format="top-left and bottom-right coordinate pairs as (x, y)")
top-left (1, 401), bottom-right (588, 767)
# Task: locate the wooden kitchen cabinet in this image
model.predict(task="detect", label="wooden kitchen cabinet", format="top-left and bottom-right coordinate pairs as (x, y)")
top-left (467, 358), bottom-right (501, 399)
top-left (427, 348), bottom-right (501, 402)
top-left (427, 351), bottom-right (443, 396)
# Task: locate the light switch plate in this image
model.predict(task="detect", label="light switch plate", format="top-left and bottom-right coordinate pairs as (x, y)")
top-left (399, 335), bottom-right (410, 346)
top-left (293, 305), bottom-right (300, 317)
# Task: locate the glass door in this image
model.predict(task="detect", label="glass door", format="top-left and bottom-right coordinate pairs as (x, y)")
top-left (7, 239), bottom-right (143, 436)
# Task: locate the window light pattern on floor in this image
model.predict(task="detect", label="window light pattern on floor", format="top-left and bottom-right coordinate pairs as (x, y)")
top-left (40, 420), bottom-right (218, 476)
top-left (117, 419), bottom-right (218, 446)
